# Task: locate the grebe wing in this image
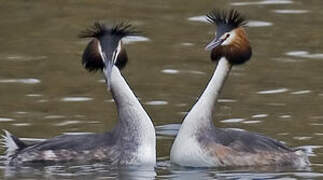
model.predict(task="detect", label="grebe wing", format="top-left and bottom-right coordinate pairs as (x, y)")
top-left (212, 128), bottom-right (294, 153)
top-left (18, 133), bottom-right (114, 153)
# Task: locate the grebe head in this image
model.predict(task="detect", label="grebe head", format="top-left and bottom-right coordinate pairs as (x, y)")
top-left (79, 22), bottom-right (137, 87)
top-left (205, 9), bottom-right (252, 65)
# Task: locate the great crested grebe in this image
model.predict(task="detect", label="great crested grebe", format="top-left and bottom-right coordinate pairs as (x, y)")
top-left (170, 9), bottom-right (309, 167)
top-left (2, 23), bottom-right (156, 166)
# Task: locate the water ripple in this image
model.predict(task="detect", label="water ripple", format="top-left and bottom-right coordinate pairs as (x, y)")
top-left (246, 20), bottom-right (273, 27)
top-left (156, 124), bottom-right (180, 136)
top-left (145, 100), bottom-right (168, 106)
top-left (4, 55), bottom-right (47, 61)
top-left (290, 90), bottom-right (311, 95)
top-left (11, 123), bottom-right (30, 127)
top-left (161, 69), bottom-right (205, 75)
top-left (54, 120), bottom-right (81, 126)
top-left (61, 97), bottom-right (93, 102)
top-left (257, 88), bottom-right (289, 94)
top-left (218, 99), bottom-right (237, 103)
top-left (0, 78), bottom-right (41, 84)
top-left (161, 69), bottom-right (179, 74)
top-left (0, 117), bottom-right (14, 122)
top-left (251, 114), bottom-right (269, 118)
top-left (231, 0), bottom-right (293, 6)
top-left (279, 114), bottom-right (292, 119)
top-left (123, 36), bottom-right (150, 44)
top-left (272, 9), bottom-right (309, 14)
top-left (44, 115), bottom-right (66, 119)
top-left (286, 51), bottom-right (323, 59)
top-left (242, 120), bottom-right (262, 124)
top-left (220, 118), bottom-right (245, 123)
top-left (26, 94), bottom-right (43, 97)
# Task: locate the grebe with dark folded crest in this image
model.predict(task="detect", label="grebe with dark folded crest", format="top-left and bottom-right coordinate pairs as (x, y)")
top-left (2, 22), bottom-right (156, 167)
top-left (170, 9), bottom-right (309, 167)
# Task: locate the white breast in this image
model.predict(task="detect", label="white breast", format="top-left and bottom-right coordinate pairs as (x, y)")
top-left (170, 135), bottom-right (216, 167)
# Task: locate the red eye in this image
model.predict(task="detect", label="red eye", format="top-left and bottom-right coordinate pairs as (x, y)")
top-left (225, 34), bottom-right (230, 39)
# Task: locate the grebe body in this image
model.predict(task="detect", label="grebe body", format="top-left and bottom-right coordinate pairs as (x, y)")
top-left (2, 23), bottom-right (156, 167)
top-left (170, 9), bottom-right (309, 168)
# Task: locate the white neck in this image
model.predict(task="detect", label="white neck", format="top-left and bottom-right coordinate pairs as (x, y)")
top-left (104, 66), bottom-right (156, 166)
top-left (179, 57), bottom-right (232, 135)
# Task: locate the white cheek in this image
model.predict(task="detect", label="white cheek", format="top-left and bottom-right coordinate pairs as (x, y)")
top-left (115, 41), bottom-right (122, 61)
top-left (222, 33), bottom-right (236, 46)
top-left (97, 42), bottom-right (105, 62)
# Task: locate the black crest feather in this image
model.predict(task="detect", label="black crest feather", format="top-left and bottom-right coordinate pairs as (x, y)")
top-left (79, 22), bottom-right (137, 72)
top-left (79, 22), bottom-right (138, 39)
top-left (206, 9), bottom-right (246, 29)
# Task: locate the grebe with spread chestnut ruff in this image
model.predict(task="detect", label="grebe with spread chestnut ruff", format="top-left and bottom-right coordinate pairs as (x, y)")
top-left (170, 9), bottom-right (309, 168)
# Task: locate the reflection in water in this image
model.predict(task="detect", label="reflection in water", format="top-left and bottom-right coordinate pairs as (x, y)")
top-left (1, 163), bottom-right (156, 179)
